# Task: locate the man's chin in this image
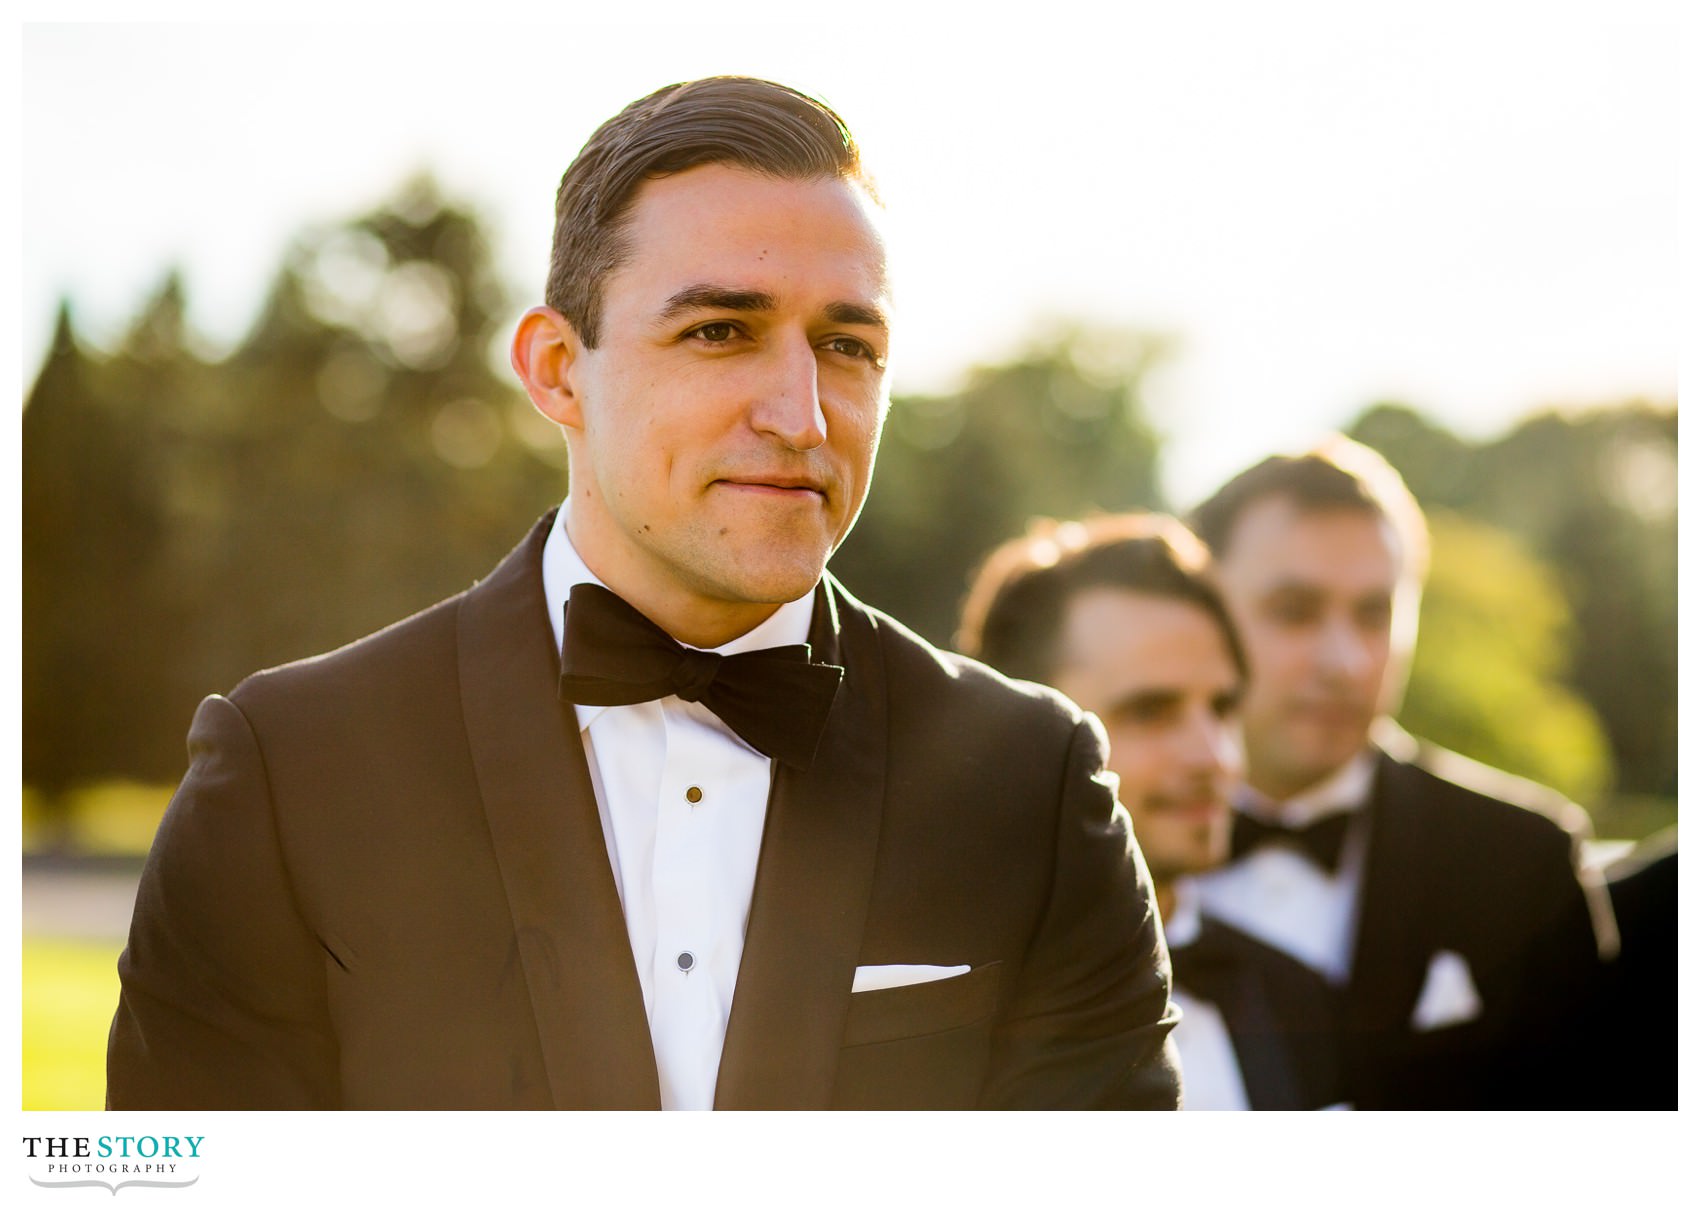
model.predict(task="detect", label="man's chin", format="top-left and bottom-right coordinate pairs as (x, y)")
top-left (1138, 820), bottom-right (1228, 880)
top-left (1147, 854), bottom-right (1221, 887)
top-left (672, 525), bottom-right (831, 602)
top-left (699, 556), bottom-right (829, 608)
top-left (1284, 722), bottom-right (1371, 779)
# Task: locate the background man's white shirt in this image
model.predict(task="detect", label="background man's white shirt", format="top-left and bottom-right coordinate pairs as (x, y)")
top-left (542, 501), bottom-right (815, 1110)
top-left (1189, 751), bottom-right (1376, 984)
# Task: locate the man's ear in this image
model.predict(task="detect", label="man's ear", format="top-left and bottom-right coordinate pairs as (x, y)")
top-left (510, 306), bottom-right (586, 430)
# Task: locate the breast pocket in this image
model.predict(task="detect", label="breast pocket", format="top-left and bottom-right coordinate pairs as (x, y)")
top-left (842, 961), bottom-right (1003, 1046)
top-left (833, 962), bottom-right (1003, 1109)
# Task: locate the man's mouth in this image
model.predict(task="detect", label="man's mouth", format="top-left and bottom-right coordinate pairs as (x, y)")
top-left (1143, 795), bottom-right (1227, 820)
top-left (716, 476), bottom-right (827, 499)
top-left (1291, 700), bottom-right (1369, 728)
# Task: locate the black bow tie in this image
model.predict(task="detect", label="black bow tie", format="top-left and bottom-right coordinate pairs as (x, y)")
top-left (1230, 809), bottom-right (1354, 873)
top-left (557, 583), bottom-right (844, 771)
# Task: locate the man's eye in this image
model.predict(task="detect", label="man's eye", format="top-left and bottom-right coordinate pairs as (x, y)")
top-left (1115, 700), bottom-right (1175, 727)
top-left (1264, 597), bottom-right (1319, 626)
top-left (1356, 601), bottom-right (1393, 630)
top-left (689, 322), bottom-right (739, 343)
top-left (824, 336), bottom-right (883, 365)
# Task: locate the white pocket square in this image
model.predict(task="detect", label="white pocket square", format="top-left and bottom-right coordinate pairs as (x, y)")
top-left (1410, 949), bottom-right (1483, 1031)
top-left (851, 964), bottom-right (970, 993)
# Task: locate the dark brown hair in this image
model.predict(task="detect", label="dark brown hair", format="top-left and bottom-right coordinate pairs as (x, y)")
top-left (1188, 435), bottom-right (1430, 580)
top-left (545, 76), bottom-right (871, 347)
top-left (958, 513), bottom-right (1247, 687)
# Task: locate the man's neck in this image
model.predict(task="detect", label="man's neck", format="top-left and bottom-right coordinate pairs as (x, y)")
top-left (1243, 748), bottom-right (1378, 824)
top-left (565, 517), bottom-right (786, 650)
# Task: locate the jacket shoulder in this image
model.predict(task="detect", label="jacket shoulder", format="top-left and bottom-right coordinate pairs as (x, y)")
top-left (834, 578), bottom-right (1093, 737)
top-left (1376, 723), bottom-right (1593, 842)
top-left (227, 591), bottom-right (465, 713)
top-left (227, 512), bottom-right (553, 715)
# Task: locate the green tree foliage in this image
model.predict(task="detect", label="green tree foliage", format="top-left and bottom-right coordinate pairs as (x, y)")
top-left (23, 301), bottom-right (175, 791)
top-left (831, 327), bottom-right (1169, 644)
top-left (1400, 512), bottom-right (1612, 807)
top-left (23, 177), bottom-right (565, 793)
top-left (1350, 402), bottom-right (1676, 801)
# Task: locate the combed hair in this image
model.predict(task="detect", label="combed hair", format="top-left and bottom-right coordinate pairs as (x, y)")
top-left (545, 76), bottom-right (872, 347)
top-left (957, 513), bottom-right (1247, 687)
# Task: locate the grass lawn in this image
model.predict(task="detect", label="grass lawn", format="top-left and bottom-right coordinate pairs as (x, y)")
top-left (23, 937), bottom-right (123, 1110)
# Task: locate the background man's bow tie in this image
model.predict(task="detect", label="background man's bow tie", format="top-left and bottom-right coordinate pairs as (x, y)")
top-left (1230, 810), bottom-right (1353, 873)
top-left (557, 583), bottom-right (843, 771)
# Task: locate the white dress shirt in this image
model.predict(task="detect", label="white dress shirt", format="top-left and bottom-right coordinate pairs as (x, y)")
top-left (542, 501), bottom-right (816, 1110)
top-left (1190, 750), bottom-right (1377, 985)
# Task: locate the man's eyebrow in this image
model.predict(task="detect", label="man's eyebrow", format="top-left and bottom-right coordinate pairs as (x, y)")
top-left (825, 300), bottom-right (889, 331)
top-left (655, 285), bottom-right (777, 322)
top-left (1213, 685), bottom-right (1246, 714)
top-left (1104, 687), bottom-right (1179, 717)
top-left (1262, 579), bottom-right (1324, 598)
top-left (653, 285), bottom-right (890, 333)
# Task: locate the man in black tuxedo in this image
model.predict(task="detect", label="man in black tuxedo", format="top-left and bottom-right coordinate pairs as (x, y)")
top-left (1186, 437), bottom-right (1614, 1108)
top-left (106, 76), bottom-right (1179, 1110)
top-left (959, 513), bottom-right (1345, 1109)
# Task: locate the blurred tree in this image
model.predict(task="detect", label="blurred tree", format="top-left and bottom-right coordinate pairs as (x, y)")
top-left (1349, 402), bottom-right (1676, 802)
top-left (23, 300), bottom-right (171, 794)
top-left (1400, 512), bottom-right (1612, 807)
top-left (832, 326), bottom-right (1170, 644)
top-left (22, 177), bottom-right (566, 795)
top-left (183, 173), bottom-right (564, 683)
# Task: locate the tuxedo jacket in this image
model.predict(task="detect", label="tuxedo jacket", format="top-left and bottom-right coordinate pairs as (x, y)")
top-left (1335, 730), bottom-right (1612, 1108)
top-left (1170, 917), bottom-right (1345, 1110)
top-left (1583, 832), bottom-right (1676, 1108)
top-left (107, 515), bottom-right (1181, 1110)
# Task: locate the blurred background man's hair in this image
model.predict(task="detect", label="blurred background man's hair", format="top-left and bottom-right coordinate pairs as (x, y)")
top-left (1189, 434), bottom-right (1430, 585)
top-left (958, 512), bottom-right (1246, 686)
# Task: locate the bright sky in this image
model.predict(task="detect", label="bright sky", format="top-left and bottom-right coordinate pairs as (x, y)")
top-left (18, 4), bottom-right (1680, 505)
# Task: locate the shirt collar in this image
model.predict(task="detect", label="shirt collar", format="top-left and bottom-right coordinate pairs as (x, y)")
top-left (540, 498), bottom-right (818, 731)
top-left (1239, 748), bottom-right (1377, 828)
top-left (1163, 877), bottom-right (1204, 948)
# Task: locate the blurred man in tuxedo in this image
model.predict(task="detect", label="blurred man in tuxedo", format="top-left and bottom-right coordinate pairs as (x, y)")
top-left (107, 76), bottom-right (1180, 1110)
top-left (960, 513), bottom-right (1345, 1109)
top-left (1187, 436), bottom-right (1614, 1108)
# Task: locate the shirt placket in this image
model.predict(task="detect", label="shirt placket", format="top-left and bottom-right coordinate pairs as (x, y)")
top-left (648, 702), bottom-right (725, 1110)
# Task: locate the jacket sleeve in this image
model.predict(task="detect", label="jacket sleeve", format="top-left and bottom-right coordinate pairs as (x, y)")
top-left (1496, 812), bottom-right (1618, 1107)
top-left (978, 715), bottom-right (1183, 1109)
top-left (106, 693), bottom-right (339, 1109)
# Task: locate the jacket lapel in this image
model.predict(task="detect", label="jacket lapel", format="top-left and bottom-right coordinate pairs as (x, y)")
top-left (713, 574), bottom-right (889, 1109)
top-left (1343, 746), bottom-right (1434, 1048)
top-left (457, 512), bottom-right (660, 1109)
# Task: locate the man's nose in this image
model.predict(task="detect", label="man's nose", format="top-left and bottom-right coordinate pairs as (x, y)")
top-left (1315, 615), bottom-right (1373, 678)
top-left (750, 334), bottom-right (828, 451)
top-left (1179, 711), bottom-right (1240, 779)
